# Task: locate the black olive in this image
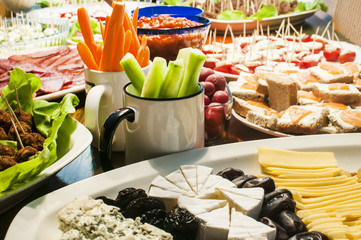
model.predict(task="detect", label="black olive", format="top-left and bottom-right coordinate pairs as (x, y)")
top-left (261, 193), bottom-right (296, 220)
top-left (141, 208), bottom-right (168, 230)
top-left (260, 217), bottom-right (289, 240)
top-left (288, 231), bottom-right (329, 240)
top-left (232, 174), bottom-right (257, 188)
top-left (242, 177), bottom-right (276, 194)
top-left (277, 210), bottom-right (307, 237)
top-left (114, 187), bottom-right (147, 211)
top-left (165, 206), bottom-right (199, 240)
top-left (217, 167), bottom-right (245, 181)
top-left (264, 189), bottom-right (293, 204)
top-left (95, 196), bottom-right (117, 207)
top-left (123, 197), bottom-right (165, 219)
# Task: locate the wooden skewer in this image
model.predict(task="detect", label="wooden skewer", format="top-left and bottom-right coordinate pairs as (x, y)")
top-left (333, 32), bottom-right (343, 51)
top-left (4, 98), bottom-right (24, 149)
top-left (321, 20), bottom-right (331, 38)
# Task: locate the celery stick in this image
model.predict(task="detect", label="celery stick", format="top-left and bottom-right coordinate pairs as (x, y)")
top-left (141, 57), bottom-right (167, 98)
top-left (120, 53), bottom-right (146, 96)
top-left (177, 49), bottom-right (206, 98)
top-left (159, 59), bottom-right (184, 98)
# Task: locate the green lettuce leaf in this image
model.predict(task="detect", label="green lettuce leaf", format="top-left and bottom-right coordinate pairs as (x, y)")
top-left (250, 4), bottom-right (278, 21)
top-left (294, 0), bottom-right (328, 13)
top-left (217, 10), bottom-right (247, 20)
top-left (0, 69), bottom-right (79, 196)
top-left (68, 19), bottom-right (102, 44)
top-left (162, 0), bottom-right (192, 6)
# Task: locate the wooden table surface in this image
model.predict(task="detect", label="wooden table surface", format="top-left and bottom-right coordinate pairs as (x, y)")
top-left (0, 11), bottom-right (352, 239)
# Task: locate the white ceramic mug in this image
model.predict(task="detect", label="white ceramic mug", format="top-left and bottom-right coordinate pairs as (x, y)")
top-left (84, 65), bottom-right (150, 151)
top-left (99, 83), bottom-right (205, 169)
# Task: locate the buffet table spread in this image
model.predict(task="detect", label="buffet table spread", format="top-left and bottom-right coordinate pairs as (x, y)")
top-left (0, 2), bottom-right (358, 239)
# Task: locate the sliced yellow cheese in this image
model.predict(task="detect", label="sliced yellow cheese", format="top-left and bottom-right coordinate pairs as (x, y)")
top-left (307, 217), bottom-right (346, 229)
top-left (263, 167), bottom-right (342, 178)
top-left (301, 193), bottom-right (361, 210)
top-left (298, 188), bottom-right (361, 204)
top-left (346, 231), bottom-right (361, 240)
top-left (258, 148), bottom-right (338, 169)
top-left (274, 176), bottom-right (356, 187)
top-left (283, 182), bottom-right (361, 198)
top-left (303, 212), bottom-right (338, 224)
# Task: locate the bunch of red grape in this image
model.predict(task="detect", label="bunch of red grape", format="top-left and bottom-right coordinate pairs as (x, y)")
top-left (199, 68), bottom-right (231, 143)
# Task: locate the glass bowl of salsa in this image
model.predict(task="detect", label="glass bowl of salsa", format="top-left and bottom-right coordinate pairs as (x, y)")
top-left (137, 15), bottom-right (211, 61)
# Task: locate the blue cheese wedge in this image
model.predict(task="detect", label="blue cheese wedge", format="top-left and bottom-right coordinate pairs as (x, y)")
top-left (57, 196), bottom-right (172, 240)
top-left (228, 209), bottom-right (276, 240)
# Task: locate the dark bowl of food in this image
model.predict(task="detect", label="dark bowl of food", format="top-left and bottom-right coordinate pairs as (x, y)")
top-left (137, 15), bottom-right (211, 61)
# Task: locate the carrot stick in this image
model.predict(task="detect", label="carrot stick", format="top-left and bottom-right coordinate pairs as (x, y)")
top-left (77, 42), bottom-right (98, 70)
top-left (136, 35), bottom-right (147, 63)
top-left (141, 46), bottom-right (150, 68)
top-left (124, 12), bottom-right (140, 55)
top-left (113, 27), bottom-right (125, 72)
top-left (99, 20), bottom-right (105, 41)
top-left (77, 8), bottom-right (96, 57)
top-left (132, 7), bottom-right (139, 30)
top-left (96, 44), bottom-right (103, 66)
top-left (99, 2), bottom-right (125, 71)
top-left (123, 30), bottom-right (132, 54)
top-left (104, 15), bottom-right (110, 42)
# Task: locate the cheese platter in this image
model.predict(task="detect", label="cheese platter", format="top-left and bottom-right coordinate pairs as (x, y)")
top-left (5, 133), bottom-right (361, 239)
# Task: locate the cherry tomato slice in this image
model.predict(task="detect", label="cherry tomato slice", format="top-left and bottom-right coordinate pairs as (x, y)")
top-left (213, 64), bottom-right (233, 74)
top-left (323, 48), bottom-right (341, 62)
top-left (338, 51), bottom-right (356, 63)
top-left (301, 60), bottom-right (319, 69)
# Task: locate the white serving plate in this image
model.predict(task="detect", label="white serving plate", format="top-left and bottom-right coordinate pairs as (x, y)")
top-left (0, 118), bottom-right (92, 215)
top-left (232, 109), bottom-right (292, 137)
top-left (210, 9), bottom-right (317, 33)
top-left (27, 1), bottom-right (153, 21)
top-left (5, 133), bottom-right (361, 239)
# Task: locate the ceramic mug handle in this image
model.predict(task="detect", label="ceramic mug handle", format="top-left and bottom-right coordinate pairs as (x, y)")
top-left (99, 108), bottom-right (135, 171)
top-left (84, 85), bottom-right (106, 144)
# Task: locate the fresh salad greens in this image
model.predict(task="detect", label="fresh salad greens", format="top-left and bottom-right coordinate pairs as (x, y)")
top-left (120, 48), bottom-right (206, 99)
top-left (216, 0), bottom-right (327, 20)
top-left (36, 0), bottom-right (62, 8)
top-left (250, 4), bottom-right (278, 20)
top-left (294, 0), bottom-right (328, 13)
top-left (68, 19), bottom-right (102, 44)
top-left (163, 0), bottom-right (193, 6)
top-left (0, 68), bottom-right (79, 196)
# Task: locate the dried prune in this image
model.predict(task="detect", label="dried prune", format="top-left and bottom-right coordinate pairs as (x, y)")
top-left (165, 206), bottom-right (199, 240)
top-left (264, 189), bottom-right (293, 204)
top-left (123, 197), bottom-right (165, 219)
top-left (217, 167), bottom-right (244, 181)
top-left (141, 208), bottom-right (167, 229)
top-left (260, 217), bottom-right (289, 240)
top-left (242, 177), bottom-right (275, 194)
top-left (289, 231), bottom-right (329, 240)
top-left (114, 187), bottom-right (147, 211)
top-left (95, 196), bottom-right (116, 206)
top-left (277, 210), bottom-right (307, 237)
top-left (232, 174), bottom-right (257, 188)
top-left (261, 192), bottom-right (296, 220)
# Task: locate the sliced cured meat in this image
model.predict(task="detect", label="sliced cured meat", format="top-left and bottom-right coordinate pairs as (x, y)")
top-left (12, 63), bottom-right (47, 74)
top-left (38, 74), bottom-right (65, 94)
top-left (0, 59), bottom-right (18, 71)
top-left (47, 48), bottom-right (79, 69)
